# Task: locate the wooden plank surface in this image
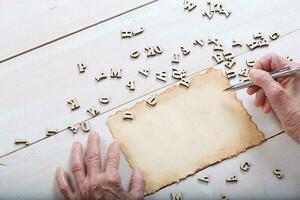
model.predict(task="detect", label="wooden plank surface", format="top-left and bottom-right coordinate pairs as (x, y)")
top-left (2, 0), bottom-right (300, 156)
top-left (0, 0), bottom-right (158, 63)
top-left (0, 0), bottom-right (300, 199)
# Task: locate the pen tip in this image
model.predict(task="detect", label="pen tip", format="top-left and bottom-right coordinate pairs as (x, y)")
top-left (223, 86), bottom-right (231, 92)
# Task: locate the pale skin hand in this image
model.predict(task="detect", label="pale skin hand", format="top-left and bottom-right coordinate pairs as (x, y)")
top-left (248, 53), bottom-right (300, 142)
top-left (56, 132), bottom-right (145, 200)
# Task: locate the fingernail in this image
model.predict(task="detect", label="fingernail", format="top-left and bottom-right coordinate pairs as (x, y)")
top-left (56, 166), bottom-right (62, 173)
top-left (89, 130), bottom-right (97, 135)
top-left (89, 131), bottom-right (99, 139)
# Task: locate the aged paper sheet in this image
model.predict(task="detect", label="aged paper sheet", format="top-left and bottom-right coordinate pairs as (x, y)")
top-left (107, 68), bottom-right (265, 194)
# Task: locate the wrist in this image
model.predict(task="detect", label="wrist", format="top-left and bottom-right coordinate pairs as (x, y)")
top-left (283, 115), bottom-right (300, 143)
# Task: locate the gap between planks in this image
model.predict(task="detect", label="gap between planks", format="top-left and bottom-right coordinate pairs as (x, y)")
top-left (0, 0), bottom-right (159, 64)
top-left (1, 26), bottom-right (300, 159)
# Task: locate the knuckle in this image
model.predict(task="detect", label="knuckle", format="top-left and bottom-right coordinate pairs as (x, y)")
top-left (59, 185), bottom-right (68, 194)
top-left (105, 176), bottom-right (121, 188)
top-left (269, 86), bottom-right (285, 98)
top-left (89, 178), bottom-right (99, 189)
top-left (71, 162), bottom-right (83, 174)
top-left (88, 177), bottom-right (102, 194)
top-left (107, 179), bottom-right (120, 186)
top-left (107, 155), bottom-right (119, 163)
top-left (79, 185), bottom-right (88, 199)
top-left (131, 182), bottom-right (145, 193)
top-left (86, 152), bottom-right (100, 163)
top-left (256, 71), bottom-right (268, 81)
top-left (89, 179), bottom-right (99, 192)
top-left (132, 176), bottom-right (145, 187)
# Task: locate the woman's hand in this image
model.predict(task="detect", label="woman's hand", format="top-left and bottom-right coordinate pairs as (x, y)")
top-left (248, 53), bottom-right (300, 142)
top-left (56, 132), bottom-right (145, 200)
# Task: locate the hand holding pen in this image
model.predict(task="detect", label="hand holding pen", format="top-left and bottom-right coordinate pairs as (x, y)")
top-left (246, 53), bottom-right (300, 143)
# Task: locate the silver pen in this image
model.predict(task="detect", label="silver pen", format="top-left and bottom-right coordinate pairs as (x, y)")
top-left (223, 66), bottom-right (300, 91)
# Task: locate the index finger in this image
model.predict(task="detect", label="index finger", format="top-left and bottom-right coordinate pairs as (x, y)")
top-left (56, 167), bottom-right (76, 200)
top-left (254, 53), bottom-right (289, 72)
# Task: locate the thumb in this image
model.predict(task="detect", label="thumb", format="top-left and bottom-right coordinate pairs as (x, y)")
top-left (129, 168), bottom-right (146, 200)
top-left (249, 69), bottom-right (288, 109)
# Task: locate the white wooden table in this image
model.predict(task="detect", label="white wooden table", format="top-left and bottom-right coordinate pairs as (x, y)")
top-left (0, 0), bottom-right (299, 199)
